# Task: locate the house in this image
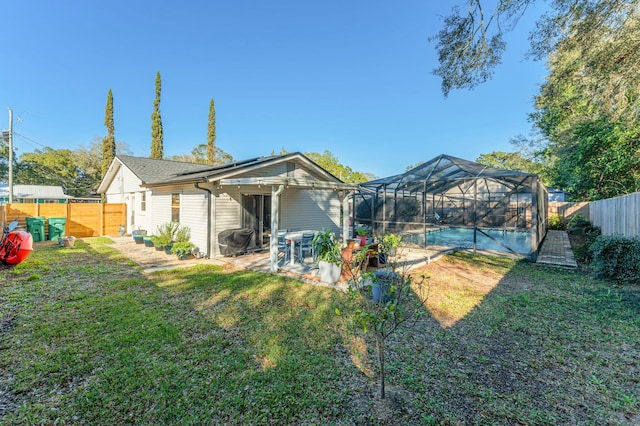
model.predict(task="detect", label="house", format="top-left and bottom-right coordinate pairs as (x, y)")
top-left (0, 184), bottom-right (74, 203)
top-left (97, 153), bottom-right (354, 270)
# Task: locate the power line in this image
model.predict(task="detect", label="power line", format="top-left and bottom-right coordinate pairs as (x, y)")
top-left (13, 131), bottom-right (50, 150)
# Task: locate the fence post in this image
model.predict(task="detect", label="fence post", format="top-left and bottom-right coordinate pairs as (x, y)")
top-left (66, 202), bottom-right (71, 235)
top-left (100, 203), bottom-right (105, 236)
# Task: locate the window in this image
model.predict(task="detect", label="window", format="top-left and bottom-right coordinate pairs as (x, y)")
top-left (140, 192), bottom-right (146, 212)
top-left (171, 193), bottom-right (180, 222)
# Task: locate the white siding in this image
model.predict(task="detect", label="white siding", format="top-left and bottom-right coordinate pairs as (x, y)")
top-left (180, 188), bottom-right (209, 255)
top-left (280, 189), bottom-right (341, 234)
top-left (240, 163), bottom-right (288, 179)
top-left (212, 188), bottom-right (242, 256)
top-left (236, 162), bottom-right (327, 181)
top-left (102, 164), bottom-right (154, 234)
top-left (148, 186), bottom-right (209, 256)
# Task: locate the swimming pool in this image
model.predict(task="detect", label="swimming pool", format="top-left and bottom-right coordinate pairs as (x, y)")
top-left (403, 227), bottom-right (534, 256)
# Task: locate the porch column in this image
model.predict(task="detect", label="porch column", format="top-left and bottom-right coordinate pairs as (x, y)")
top-left (270, 185), bottom-right (285, 272)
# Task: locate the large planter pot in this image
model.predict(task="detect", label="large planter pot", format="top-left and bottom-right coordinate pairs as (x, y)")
top-left (164, 244), bottom-right (173, 255)
top-left (132, 229), bottom-right (147, 239)
top-left (133, 235), bottom-right (144, 244)
top-left (366, 269), bottom-right (401, 303)
top-left (143, 236), bottom-right (154, 247)
top-left (318, 260), bottom-right (341, 284)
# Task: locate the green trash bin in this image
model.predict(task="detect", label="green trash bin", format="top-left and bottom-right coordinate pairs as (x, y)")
top-left (26, 216), bottom-right (46, 242)
top-left (48, 217), bottom-right (67, 241)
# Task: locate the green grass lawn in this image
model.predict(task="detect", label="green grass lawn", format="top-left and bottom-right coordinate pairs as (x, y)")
top-left (1, 238), bottom-right (638, 425)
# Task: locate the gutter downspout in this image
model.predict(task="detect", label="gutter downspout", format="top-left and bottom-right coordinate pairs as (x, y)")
top-left (270, 184), bottom-right (285, 272)
top-left (195, 182), bottom-right (212, 258)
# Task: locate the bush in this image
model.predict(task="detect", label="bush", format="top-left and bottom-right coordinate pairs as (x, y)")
top-left (566, 214), bottom-right (593, 234)
top-left (566, 214), bottom-right (601, 263)
top-left (548, 214), bottom-right (565, 230)
top-left (589, 235), bottom-right (640, 285)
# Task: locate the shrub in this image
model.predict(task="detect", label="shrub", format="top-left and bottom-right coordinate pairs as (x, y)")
top-left (155, 222), bottom-right (180, 246)
top-left (548, 214), bottom-right (565, 230)
top-left (589, 235), bottom-right (640, 285)
top-left (567, 214), bottom-right (592, 234)
top-left (174, 225), bottom-right (191, 243)
top-left (566, 214), bottom-right (601, 263)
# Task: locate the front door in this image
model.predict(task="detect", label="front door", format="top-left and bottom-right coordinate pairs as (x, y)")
top-left (242, 194), bottom-right (271, 249)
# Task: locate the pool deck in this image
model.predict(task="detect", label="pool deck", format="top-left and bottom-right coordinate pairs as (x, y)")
top-left (536, 230), bottom-right (577, 268)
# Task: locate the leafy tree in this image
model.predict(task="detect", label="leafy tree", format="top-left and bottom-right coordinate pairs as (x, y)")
top-left (529, 7), bottom-right (640, 199)
top-left (16, 148), bottom-right (80, 192)
top-left (102, 89), bottom-right (116, 178)
top-left (150, 71), bottom-right (164, 159)
top-left (207, 99), bottom-right (216, 165)
top-left (432, 0), bottom-right (639, 97)
top-left (338, 245), bottom-right (430, 399)
top-left (0, 143), bottom-right (8, 182)
top-left (476, 143), bottom-right (549, 178)
top-left (405, 161), bottom-right (425, 172)
top-left (76, 138), bottom-right (107, 197)
top-left (304, 150), bottom-right (372, 184)
top-left (168, 144), bottom-right (233, 165)
top-left (547, 119), bottom-right (640, 200)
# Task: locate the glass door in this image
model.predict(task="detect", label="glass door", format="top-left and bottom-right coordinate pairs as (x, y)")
top-left (241, 194), bottom-right (271, 249)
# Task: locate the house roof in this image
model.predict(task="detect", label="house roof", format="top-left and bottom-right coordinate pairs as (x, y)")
top-left (98, 152), bottom-right (353, 193)
top-left (117, 155), bottom-right (211, 184)
top-left (0, 184), bottom-right (73, 199)
top-left (361, 154), bottom-right (537, 194)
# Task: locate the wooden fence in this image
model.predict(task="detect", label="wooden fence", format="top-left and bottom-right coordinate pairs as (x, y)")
top-left (1, 203), bottom-right (126, 238)
top-left (548, 201), bottom-right (590, 221)
top-left (589, 192), bottom-right (640, 238)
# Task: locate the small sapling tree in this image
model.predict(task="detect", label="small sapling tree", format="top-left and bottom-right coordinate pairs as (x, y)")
top-left (336, 237), bottom-right (430, 399)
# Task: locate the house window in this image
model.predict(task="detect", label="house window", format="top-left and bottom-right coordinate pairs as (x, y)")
top-left (171, 193), bottom-right (180, 222)
top-left (140, 192), bottom-right (146, 212)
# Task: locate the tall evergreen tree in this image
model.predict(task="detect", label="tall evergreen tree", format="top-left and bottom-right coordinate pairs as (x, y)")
top-left (207, 99), bottom-right (216, 165)
top-left (150, 71), bottom-right (164, 159)
top-left (101, 89), bottom-right (116, 179)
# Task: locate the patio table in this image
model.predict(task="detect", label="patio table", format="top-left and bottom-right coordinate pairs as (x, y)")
top-left (283, 230), bottom-right (317, 266)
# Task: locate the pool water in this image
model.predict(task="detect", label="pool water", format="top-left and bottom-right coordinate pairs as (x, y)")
top-left (406, 227), bottom-right (534, 255)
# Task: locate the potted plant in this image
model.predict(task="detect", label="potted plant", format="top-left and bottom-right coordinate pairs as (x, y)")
top-left (312, 229), bottom-right (342, 283)
top-left (378, 233), bottom-right (402, 264)
top-left (143, 236), bottom-right (155, 247)
top-left (171, 241), bottom-right (195, 260)
top-left (355, 227), bottom-right (369, 246)
top-left (150, 235), bottom-right (165, 251)
top-left (154, 222), bottom-right (180, 254)
top-left (132, 228), bottom-right (147, 244)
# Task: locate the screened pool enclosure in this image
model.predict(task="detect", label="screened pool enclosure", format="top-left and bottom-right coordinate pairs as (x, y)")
top-left (354, 155), bottom-right (548, 258)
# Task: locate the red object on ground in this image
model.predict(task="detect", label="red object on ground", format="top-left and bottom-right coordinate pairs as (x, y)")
top-left (0, 230), bottom-right (34, 265)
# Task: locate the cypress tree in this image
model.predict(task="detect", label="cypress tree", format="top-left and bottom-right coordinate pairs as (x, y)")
top-left (150, 71), bottom-right (164, 159)
top-left (207, 99), bottom-right (216, 165)
top-left (102, 89), bottom-right (116, 178)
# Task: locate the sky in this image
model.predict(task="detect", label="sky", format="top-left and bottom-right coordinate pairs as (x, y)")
top-left (1, 0), bottom-right (549, 179)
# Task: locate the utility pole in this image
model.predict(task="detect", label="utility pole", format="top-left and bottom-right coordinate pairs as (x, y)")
top-left (8, 108), bottom-right (13, 204)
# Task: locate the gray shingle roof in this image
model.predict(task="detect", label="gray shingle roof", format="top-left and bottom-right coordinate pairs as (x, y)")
top-left (117, 153), bottom-right (344, 186)
top-left (117, 155), bottom-right (211, 184)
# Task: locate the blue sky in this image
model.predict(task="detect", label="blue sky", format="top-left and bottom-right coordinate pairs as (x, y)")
top-left (2, 0), bottom-right (548, 178)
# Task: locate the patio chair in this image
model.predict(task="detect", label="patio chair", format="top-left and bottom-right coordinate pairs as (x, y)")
top-left (297, 233), bottom-right (315, 263)
top-left (277, 233), bottom-right (291, 264)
